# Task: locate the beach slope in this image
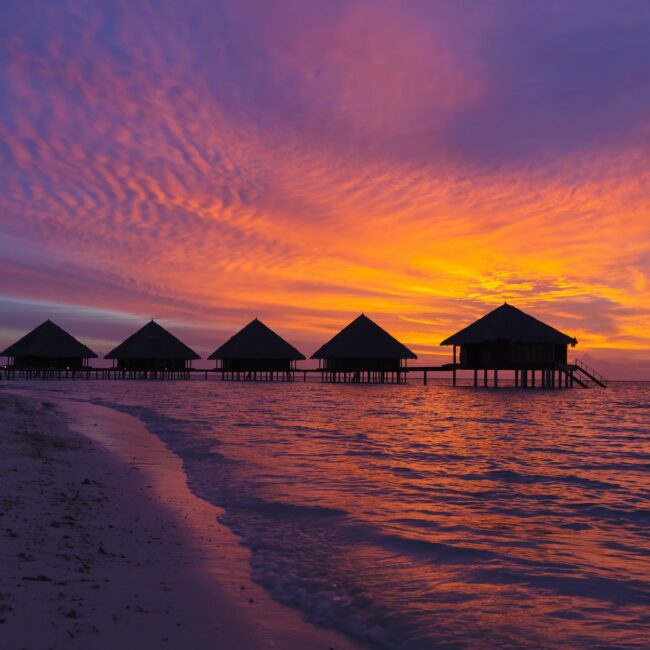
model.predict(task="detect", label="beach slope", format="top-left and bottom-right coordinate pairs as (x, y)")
top-left (0, 391), bottom-right (362, 650)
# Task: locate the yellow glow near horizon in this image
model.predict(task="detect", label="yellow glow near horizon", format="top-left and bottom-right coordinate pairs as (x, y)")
top-left (1, 2), bottom-right (650, 378)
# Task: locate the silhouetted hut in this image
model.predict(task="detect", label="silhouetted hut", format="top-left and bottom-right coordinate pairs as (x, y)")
top-left (208, 318), bottom-right (305, 380)
top-left (1, 320), bottom-right (97, 370)
top-left (311, 314), bottom-right (416, 383)
top-left (441, 303), bottom-right (578, 388)
top-left (105, 320), bottom-right (199, 373)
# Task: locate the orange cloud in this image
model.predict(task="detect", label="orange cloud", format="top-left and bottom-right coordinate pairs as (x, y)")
top-left (1, 1), bottom-right (650, 378)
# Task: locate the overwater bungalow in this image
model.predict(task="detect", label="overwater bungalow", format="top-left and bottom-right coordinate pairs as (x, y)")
top-left (105, 320), bottom-right (199, 373)
top-left (440, 303), bottom-right (604, 388)
top-left (208, 318), bottom-right (305, 380)
top-left (311, 314), bottom-right (416, 383)
top-left (0, 319), bottom-right (97, 370)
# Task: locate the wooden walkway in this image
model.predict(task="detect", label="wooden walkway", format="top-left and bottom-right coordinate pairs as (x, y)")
top-left (0, 362), bottom-right (606, 387)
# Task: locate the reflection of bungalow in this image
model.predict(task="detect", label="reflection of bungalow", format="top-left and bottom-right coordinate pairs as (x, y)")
top-left (1, 320), bottom-right (97, 370)
top-left (105, 320), bottom-right (199, 372)
top-left (311, 314), bottom-right (416, 383)
top-left (208, 318), bottom-right (305, 380)
top-left (441, 303), bottom-right (579, 387)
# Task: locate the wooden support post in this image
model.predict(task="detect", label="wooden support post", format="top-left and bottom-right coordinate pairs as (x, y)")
top-left (423, 370), bottom-right (427, 385)
top-left (473, 369), bottom-right (478, 387)
top-left (452, 345), bottom-right (457, 387)
top-left (483, 369), bottom-right (488, 387)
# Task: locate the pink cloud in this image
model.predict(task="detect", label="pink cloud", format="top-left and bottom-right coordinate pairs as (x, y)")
top-left (1, 1), bottom-right (650, 377)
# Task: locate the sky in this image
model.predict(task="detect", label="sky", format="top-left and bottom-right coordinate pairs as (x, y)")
top-left (1, 0), bottom-right (650, 377)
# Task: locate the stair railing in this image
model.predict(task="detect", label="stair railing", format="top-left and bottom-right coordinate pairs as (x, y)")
top-left (573, 358), bottom-right (608, 386)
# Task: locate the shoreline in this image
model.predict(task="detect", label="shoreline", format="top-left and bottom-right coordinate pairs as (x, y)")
top-left (0, 389), bottom-right (364, 650)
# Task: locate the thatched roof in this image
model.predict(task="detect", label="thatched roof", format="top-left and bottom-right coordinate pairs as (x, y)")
top-left (105, 321), bottom-right (200, 360)
top-left (1, 320), bottom-right (97, 359)
top-left (311, 314), bottom-right (417, 360)
top-left (440, 303), bottom-right (577, 346)
top-left (208, 319), bottom-right (305, 361)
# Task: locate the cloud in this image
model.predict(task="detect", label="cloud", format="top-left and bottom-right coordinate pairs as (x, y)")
top-left (0, 0), bottom-right (649, 376)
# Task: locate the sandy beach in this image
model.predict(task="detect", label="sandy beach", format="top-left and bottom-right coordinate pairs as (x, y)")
top-left (0, 389), bottom-right (363, 650)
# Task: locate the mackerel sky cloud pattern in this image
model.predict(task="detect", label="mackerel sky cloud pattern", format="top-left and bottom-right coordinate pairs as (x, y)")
top-left (1, 0), bottom-right (650, 376)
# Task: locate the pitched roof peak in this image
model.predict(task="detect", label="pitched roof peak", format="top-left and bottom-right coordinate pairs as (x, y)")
top-left (208, 319), bottom-right (305, 360)
top-left (441, 303), bottom-right (577, 346)
top-left (312, 314), bottom-right (416, 360)
top-left (105, 321), bottom-right (199, 360)
top-left (1, 320), bottom-right (97, 359)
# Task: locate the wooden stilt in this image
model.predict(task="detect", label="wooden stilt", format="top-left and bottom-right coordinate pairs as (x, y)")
top-left (452, 345), bottom-right (457, 386)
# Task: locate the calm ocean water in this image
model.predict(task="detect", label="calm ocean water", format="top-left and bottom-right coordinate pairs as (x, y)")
top-left (13, 380), bottom-right (650, 648)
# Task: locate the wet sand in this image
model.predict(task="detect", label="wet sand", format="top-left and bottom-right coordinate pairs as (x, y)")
top-left (0, 390), bottom-right (363, 650)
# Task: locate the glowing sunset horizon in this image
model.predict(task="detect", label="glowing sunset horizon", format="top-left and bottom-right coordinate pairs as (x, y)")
top-left (2, 1), bottom-right (650, 378)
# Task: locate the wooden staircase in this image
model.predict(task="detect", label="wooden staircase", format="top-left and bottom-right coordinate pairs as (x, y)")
top-left (556, 359), bottom-right (607, 388)
top-left (556, 363), bottom-right (587, 388)
top-left (573, 358), bottom-right (607, 387)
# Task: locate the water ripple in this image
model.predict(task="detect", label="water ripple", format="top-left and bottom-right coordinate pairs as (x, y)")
top-left (37, 380), bottom-right (650, 649)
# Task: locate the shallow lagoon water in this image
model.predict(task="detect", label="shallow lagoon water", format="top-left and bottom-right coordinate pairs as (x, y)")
top-left (14, 380), bottom-right (650, 648)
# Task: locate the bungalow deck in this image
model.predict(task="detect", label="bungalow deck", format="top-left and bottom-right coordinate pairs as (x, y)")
top-left (1, 360), bottom-right (606, 387)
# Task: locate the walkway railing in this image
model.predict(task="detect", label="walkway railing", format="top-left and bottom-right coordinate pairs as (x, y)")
top-left (573, 358), bottom-right (608, 387)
